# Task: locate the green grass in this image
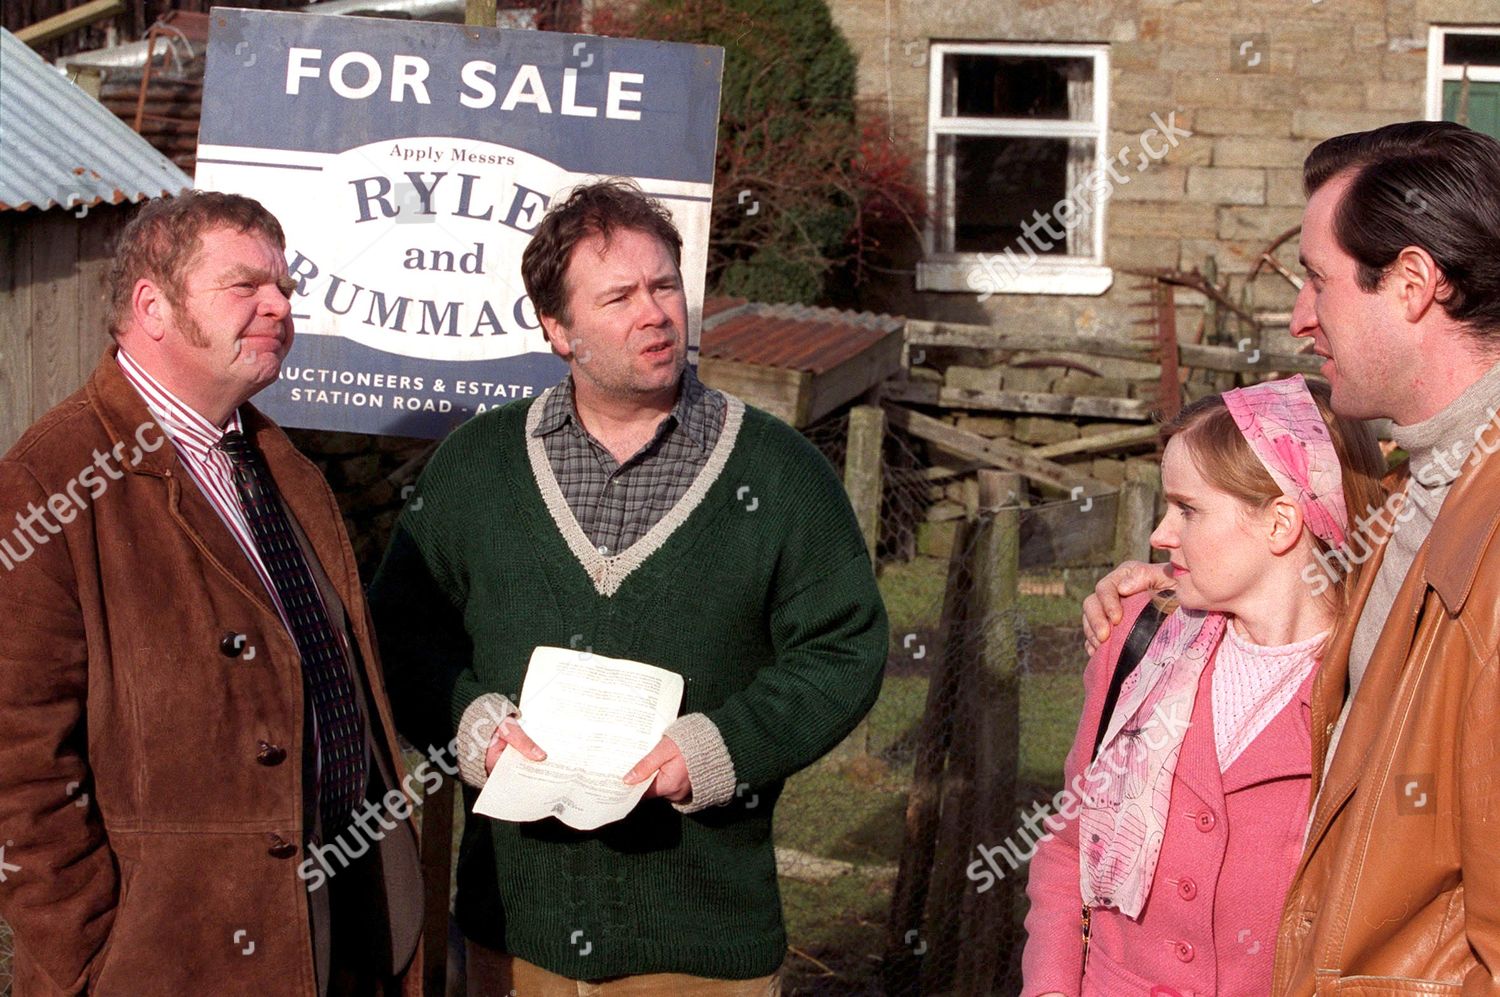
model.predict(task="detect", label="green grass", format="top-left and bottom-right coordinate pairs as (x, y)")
top-left (1020, 671), bottom-right (1087, 788)
top-left (773, 647), bottom-right (1086, 993)
top-left (879, 556), bottom-right (1086, 636)
top-left (1020, 588), bottom-right (1085, 628)
top-left (878, 556), bottom-right (948, 635)
top-left (864, 674), bottom-right (930, 759)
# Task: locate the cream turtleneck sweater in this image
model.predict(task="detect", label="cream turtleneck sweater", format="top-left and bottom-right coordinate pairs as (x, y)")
top-left (1320, 360), bottom-right (1500, 782)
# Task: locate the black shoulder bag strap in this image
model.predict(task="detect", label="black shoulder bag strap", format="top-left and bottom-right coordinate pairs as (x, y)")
top-left (1088, 599), bottom-right (1168, 763)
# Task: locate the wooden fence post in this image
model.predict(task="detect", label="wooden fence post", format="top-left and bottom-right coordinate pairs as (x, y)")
top-left (952, 471), bottom-right (1022, 995)
top-left (1113, 458), bottom-right (1160, 565)
top-left (844, 404), bottom-right (885, 564)
top-left (884, 517), bottom-right (975, 995)
top-left (420, 777), bottom-right (456, 997)
top-left (828, 405), bottom-right (885, 763)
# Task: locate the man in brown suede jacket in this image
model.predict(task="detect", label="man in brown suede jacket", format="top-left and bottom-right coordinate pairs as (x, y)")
top-left (0, 192), bottom-right (422, 995)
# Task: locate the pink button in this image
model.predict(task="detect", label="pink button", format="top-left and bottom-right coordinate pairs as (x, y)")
top-left (1175, 939), bottom-right (1195, 962)
top-left (1177, 877), bottom-right (1197, 901)
top-left (1195, 810), bottom-right (1216, 832)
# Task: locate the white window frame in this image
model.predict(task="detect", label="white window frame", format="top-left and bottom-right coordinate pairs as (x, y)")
top-left (1426, 25), bottom-right (1500, 121)
top-left (917, 41), bottom-right (1112, 297)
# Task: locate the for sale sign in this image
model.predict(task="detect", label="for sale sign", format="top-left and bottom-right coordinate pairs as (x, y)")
top-left (197, 8), bottom-right (723, 438)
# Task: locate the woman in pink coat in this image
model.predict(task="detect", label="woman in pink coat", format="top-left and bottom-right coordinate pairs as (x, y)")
top-left (1022, 376), bottom-right (1386, 997)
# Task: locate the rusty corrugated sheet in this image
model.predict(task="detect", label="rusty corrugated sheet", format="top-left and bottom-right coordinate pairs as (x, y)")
top-left (700, 298), bottom-right (904, 375)
top-left (0, 27), bottom-right (191, 212)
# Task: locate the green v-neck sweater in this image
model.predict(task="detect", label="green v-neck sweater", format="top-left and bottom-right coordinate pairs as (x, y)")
top-left (369, 394), bottom-right (888, 980)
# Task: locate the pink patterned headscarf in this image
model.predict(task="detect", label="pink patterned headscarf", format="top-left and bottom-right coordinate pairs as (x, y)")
top-left (1222, 375), bottom-right (1348, 547)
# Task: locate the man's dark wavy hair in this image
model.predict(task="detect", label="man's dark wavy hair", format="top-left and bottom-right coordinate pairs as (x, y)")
top-left (1304, 120), bottom-right (1500, 340)
top-left (521, 179), bottom-right (682, 326)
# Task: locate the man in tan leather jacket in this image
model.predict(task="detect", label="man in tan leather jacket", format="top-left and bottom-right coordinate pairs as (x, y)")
top-left (1080, 120), bottom-right (1500, 994)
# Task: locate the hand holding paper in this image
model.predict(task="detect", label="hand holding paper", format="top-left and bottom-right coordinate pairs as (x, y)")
top-left (484, 713), bottom-right (546, 772)
top-left (624, 735), bottom-right (691, 802)
top-left (473, 646), bottom-right (686, 830)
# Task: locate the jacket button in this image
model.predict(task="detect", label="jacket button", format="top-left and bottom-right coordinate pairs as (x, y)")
top-left (1177, 877), bottom-right (1197, 901)
top-left (256, 740), bottom-right (287, 766)
top-left (1195, 810), bottom-right (1216, 832)
top-left (1174, 939), bottom-right (1195, 963)
top-left (220, 633), bottom-right (247, 657)
top-left (266, 834), bottom-right (297, 859)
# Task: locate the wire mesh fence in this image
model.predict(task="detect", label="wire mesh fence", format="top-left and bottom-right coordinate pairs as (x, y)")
top-left (0, 918), bottom-right (10, 996)
top-left (775, 413), bottom-right (1138, 995)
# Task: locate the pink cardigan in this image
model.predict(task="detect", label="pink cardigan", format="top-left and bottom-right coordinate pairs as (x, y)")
top-left (1021, 593), bottom-right (1315, 997)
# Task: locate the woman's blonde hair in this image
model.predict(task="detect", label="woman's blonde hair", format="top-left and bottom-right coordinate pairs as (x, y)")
top-left (1160, 379), bottom-right (1387, 613)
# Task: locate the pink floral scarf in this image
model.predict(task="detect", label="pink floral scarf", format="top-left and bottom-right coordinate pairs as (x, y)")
top-left (1079, 608), bottom-right (1226, 918)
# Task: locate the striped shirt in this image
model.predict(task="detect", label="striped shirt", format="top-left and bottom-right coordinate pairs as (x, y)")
top-left (117, 350), bottom-right (293, 632)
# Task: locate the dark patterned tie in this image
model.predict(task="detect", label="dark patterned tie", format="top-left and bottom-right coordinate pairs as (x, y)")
top-left (219, 430), bottom-right (365, 832)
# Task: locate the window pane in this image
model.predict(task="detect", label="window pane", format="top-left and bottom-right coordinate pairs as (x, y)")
top-left (936, 135), bottom-right (1095, 255)
top-left (941, 54), bottom-right (1094, 120)
top-left (1443, 80), bottom-right (1500, 141)
top-left (1444, 33), bottom-right (1500, 68)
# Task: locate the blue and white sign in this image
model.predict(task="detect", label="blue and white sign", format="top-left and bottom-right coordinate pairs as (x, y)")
top-left (197, 8), bottom-right (723, 438)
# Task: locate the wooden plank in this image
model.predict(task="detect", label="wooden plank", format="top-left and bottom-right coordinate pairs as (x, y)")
top-left (940, 386), bottom-right (1152, 421)
top-left (74, 207), bottom-right (128, 384)
top-left (699, 357), bottom-right (809, 426)
top-left (0, 217), bottom-right (35, 454)
top-left (889, 460), bottom-right (987, 483)
top-left (905, 319), bottom-right (1322, 374)
top-left (804, 327), bottom-right (904, 425)
top-left (15, 0), bottom-right (124, 44)
top-left (1031, 425), bottom-right (1160, 459)
top-left (885, 404), bottom-right (1112, 496)
top-left (31, 212), bottom-right (84, 417)
top-left (906, 320), bottom-right (1150, 362)
top-left (881, 378), bottom-right (940, 406)
top-left (883, 377), bottom-right (1151, 420)
top-left (1019, 491), bottom-right (1121, 570)
top-left (1180, 341), bottom-right (1322, 375)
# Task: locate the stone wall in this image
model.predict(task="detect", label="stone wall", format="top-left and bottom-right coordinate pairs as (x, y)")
top-left (827, 0), bottom-right (1495, 357)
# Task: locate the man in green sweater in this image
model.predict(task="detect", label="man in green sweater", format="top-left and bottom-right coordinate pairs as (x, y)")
top-left (369, 180), bottom-right (887, 994)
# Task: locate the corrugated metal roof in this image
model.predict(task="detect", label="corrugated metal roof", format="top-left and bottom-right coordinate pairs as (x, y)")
top-left (700, 297), bottom-right (905, 374)
top-left (1, 28), bottom-right (191, 212)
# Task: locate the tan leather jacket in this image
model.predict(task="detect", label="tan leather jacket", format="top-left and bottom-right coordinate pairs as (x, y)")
top-left (1275, 450), bottom-right (1500, 994)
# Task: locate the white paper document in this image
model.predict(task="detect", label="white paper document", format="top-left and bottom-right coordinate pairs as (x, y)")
top-left (472, 646), bottom-right (686, 831)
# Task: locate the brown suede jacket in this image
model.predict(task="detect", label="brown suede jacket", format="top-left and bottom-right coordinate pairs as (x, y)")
top-left (0, 350), bottom-right (422, 995)
top-left (1275, 450), bottom-right (1500, 994)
